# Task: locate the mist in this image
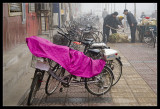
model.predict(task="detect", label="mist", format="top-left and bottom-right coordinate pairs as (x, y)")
top-left (80, 3), bottom-right (157, 19)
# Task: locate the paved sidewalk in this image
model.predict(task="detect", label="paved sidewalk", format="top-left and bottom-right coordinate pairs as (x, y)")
top-left (20, 42), bottom-right (157, 106)
top-left (109, 43), bottom-right (157, 106)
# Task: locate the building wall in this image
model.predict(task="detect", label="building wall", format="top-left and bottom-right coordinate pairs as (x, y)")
top-left (3, 3), bottom-right (40, 52)
top-left (3, 3), bottom-right (26, 52)
top-left (26, 3), bottom-right (40, 37)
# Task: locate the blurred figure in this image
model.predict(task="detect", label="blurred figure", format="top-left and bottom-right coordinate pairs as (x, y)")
top-left (102, 8), bottom-right (108, 20)
top-left (116, 16), bottom-right (124, 28)
top-left (140, 12), bottom-right (146, 18)
top-left (123, 9), bottom-right (137, 43)
top-left (151, 10), bottom-right (157, 19)
top-left (96, 15), bottom-right (99, 23)
top-left (103, 12), bottom-right (123, 43)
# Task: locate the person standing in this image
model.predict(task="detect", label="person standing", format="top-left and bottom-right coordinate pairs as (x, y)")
top-left (102, 8), bottom-right (108, 20)
top-left (140, 12), bottom-right (146, 18)
top-left (103, 12), bottom-right (123, 43)
top-left (115, 16), bottom-right (124, 29)
top-left (123, 9), bottom-right (137, 43)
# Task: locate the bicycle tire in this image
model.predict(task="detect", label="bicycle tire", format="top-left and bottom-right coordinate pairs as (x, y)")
top-left (144, 31), bottom-right (155, 47)
top-left (107, 58), bottom-right (122, 86)
top-left (152, 31), bottom-right (156, 48)
top-left (94, 31), bottom-right (103, 42)
top-left (92, 32), bottom-right (100, 42)
top-left (27, 74), bottom-right (41, 105)
top-left (45, 65), bottom-right (65, 95)
top-left (85, 66), bottom-right (113, 96)
top-left (86, 51), bottom-right (122, 86)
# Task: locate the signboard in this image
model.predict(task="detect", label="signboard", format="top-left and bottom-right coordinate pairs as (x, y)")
top-left (53, 3), bottom-right (59, 13)
top-left (61, 9), bottom-right (64, 15)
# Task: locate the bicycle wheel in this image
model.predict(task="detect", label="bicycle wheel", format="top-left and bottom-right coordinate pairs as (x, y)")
top-left (152, 31), bottom-right (156, 48)
top-left (86, 51), bottom-right (122, 86)
top-left (144, 31), bottom-right (155, 47)
top-left (27, 73), bottom-right (41, 105)
top-left (106, 58), bottom-right (122, 86)
top-left (85, 66), bottom-right (113, 96)
top-left (92, 32), bottom-right (100, 42)
top-left (82, 32), bottom-right (94, 41)
top-left (94, 31), bottom-right (103, 42)
top-left (45, 64), bottom-right (65, 95)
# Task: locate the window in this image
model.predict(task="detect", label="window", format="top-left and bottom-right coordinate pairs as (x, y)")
top-left (29, 3), bottom-right (35, 12)
top-left (41, 3), bottom-right (45, 10)
top-left (40, 3), bottom-right (50, 10)
top-left (8, 3), bottom-right (22, 16)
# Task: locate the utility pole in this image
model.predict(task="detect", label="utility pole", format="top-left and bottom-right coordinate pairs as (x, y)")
top-left (111, 3), bottom-right (112, 13)
top-left (105, 3), bottom-right (107, 9)
top-left (114, 3), bottom-right (115, 12)
top-left (124, 3), bottom-right (127, 29)
top-left (107, 3), bottom-right (109, 14)
top-left (134, 3), bottom-right (136, 18)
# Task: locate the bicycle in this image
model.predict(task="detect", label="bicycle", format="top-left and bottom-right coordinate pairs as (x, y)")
top-left (26, 36), bottom-right (115, 105)
top-left (27, 57), bottom-right (48, 105)
top-left (56, 27), bottom-right (123, 86)
top-left (64, 20), bottom-right (101, 43)
top-left (45, 27), bottom-right (116, 95)
top-left (143, 26), bottom-right (156, 48)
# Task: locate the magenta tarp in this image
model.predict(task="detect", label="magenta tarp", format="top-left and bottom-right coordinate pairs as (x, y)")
top-left (26, 36), bottom-right (106, 78)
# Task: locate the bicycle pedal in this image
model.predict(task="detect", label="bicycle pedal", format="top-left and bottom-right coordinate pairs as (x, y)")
top-left (60, 87), bottom-right (63, 92)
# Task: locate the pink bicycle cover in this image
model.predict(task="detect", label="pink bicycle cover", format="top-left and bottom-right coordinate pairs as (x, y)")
top-left (26, 36), bottom-right (106, 78)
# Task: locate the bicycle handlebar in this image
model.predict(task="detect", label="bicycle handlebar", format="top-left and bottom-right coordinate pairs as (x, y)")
top-left (57, 26), bottom-right (65, 33)
top-left (57, 31), bottom-right (73, 41)
top-left (57, 31), bottom-right (89, 45)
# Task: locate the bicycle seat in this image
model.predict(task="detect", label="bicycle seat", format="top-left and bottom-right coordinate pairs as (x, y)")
top-left (81, 41), bottom-right (92, 45)
top-left (88, 49), bottom-right (100, 54)
top-left (90, 43), bottom-right (108, 49)
top-left (84, 38), bottom-right (94, 42)
top-left (79, 28), bottom-right (85, 31)
top-left (83, 30), bottom-right (90, 34)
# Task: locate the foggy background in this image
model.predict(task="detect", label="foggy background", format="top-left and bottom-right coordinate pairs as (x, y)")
top-left (80, 3), bottom-right (157, 19)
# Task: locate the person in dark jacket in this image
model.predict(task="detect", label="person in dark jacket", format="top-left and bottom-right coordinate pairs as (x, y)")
top-left (123, 9), bottom-right (137, 43)
top-left (103, 12), bottom-right (123, 43)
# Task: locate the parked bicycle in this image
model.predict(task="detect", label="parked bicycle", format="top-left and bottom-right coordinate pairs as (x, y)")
top-left (143, 26), bottom-right (156, 48)
top-left (137, 25), bottom-right (157, 48)
top-left (56, 27), bottom-right (123, 86)
top-left (26, 33), bottom-right (116, 106)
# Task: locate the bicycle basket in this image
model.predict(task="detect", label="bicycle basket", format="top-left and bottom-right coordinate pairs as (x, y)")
top-left (31, 55), bottom-right (50, 71)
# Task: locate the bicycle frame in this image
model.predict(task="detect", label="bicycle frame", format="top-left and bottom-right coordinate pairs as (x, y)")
top-left (48, 66), bottom-right (109, 87)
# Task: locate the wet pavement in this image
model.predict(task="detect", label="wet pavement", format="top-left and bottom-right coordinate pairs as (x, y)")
top-left (20, 42), bottom-right (157, 106)
top-left (109, 43), bottom-right (157, 106)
